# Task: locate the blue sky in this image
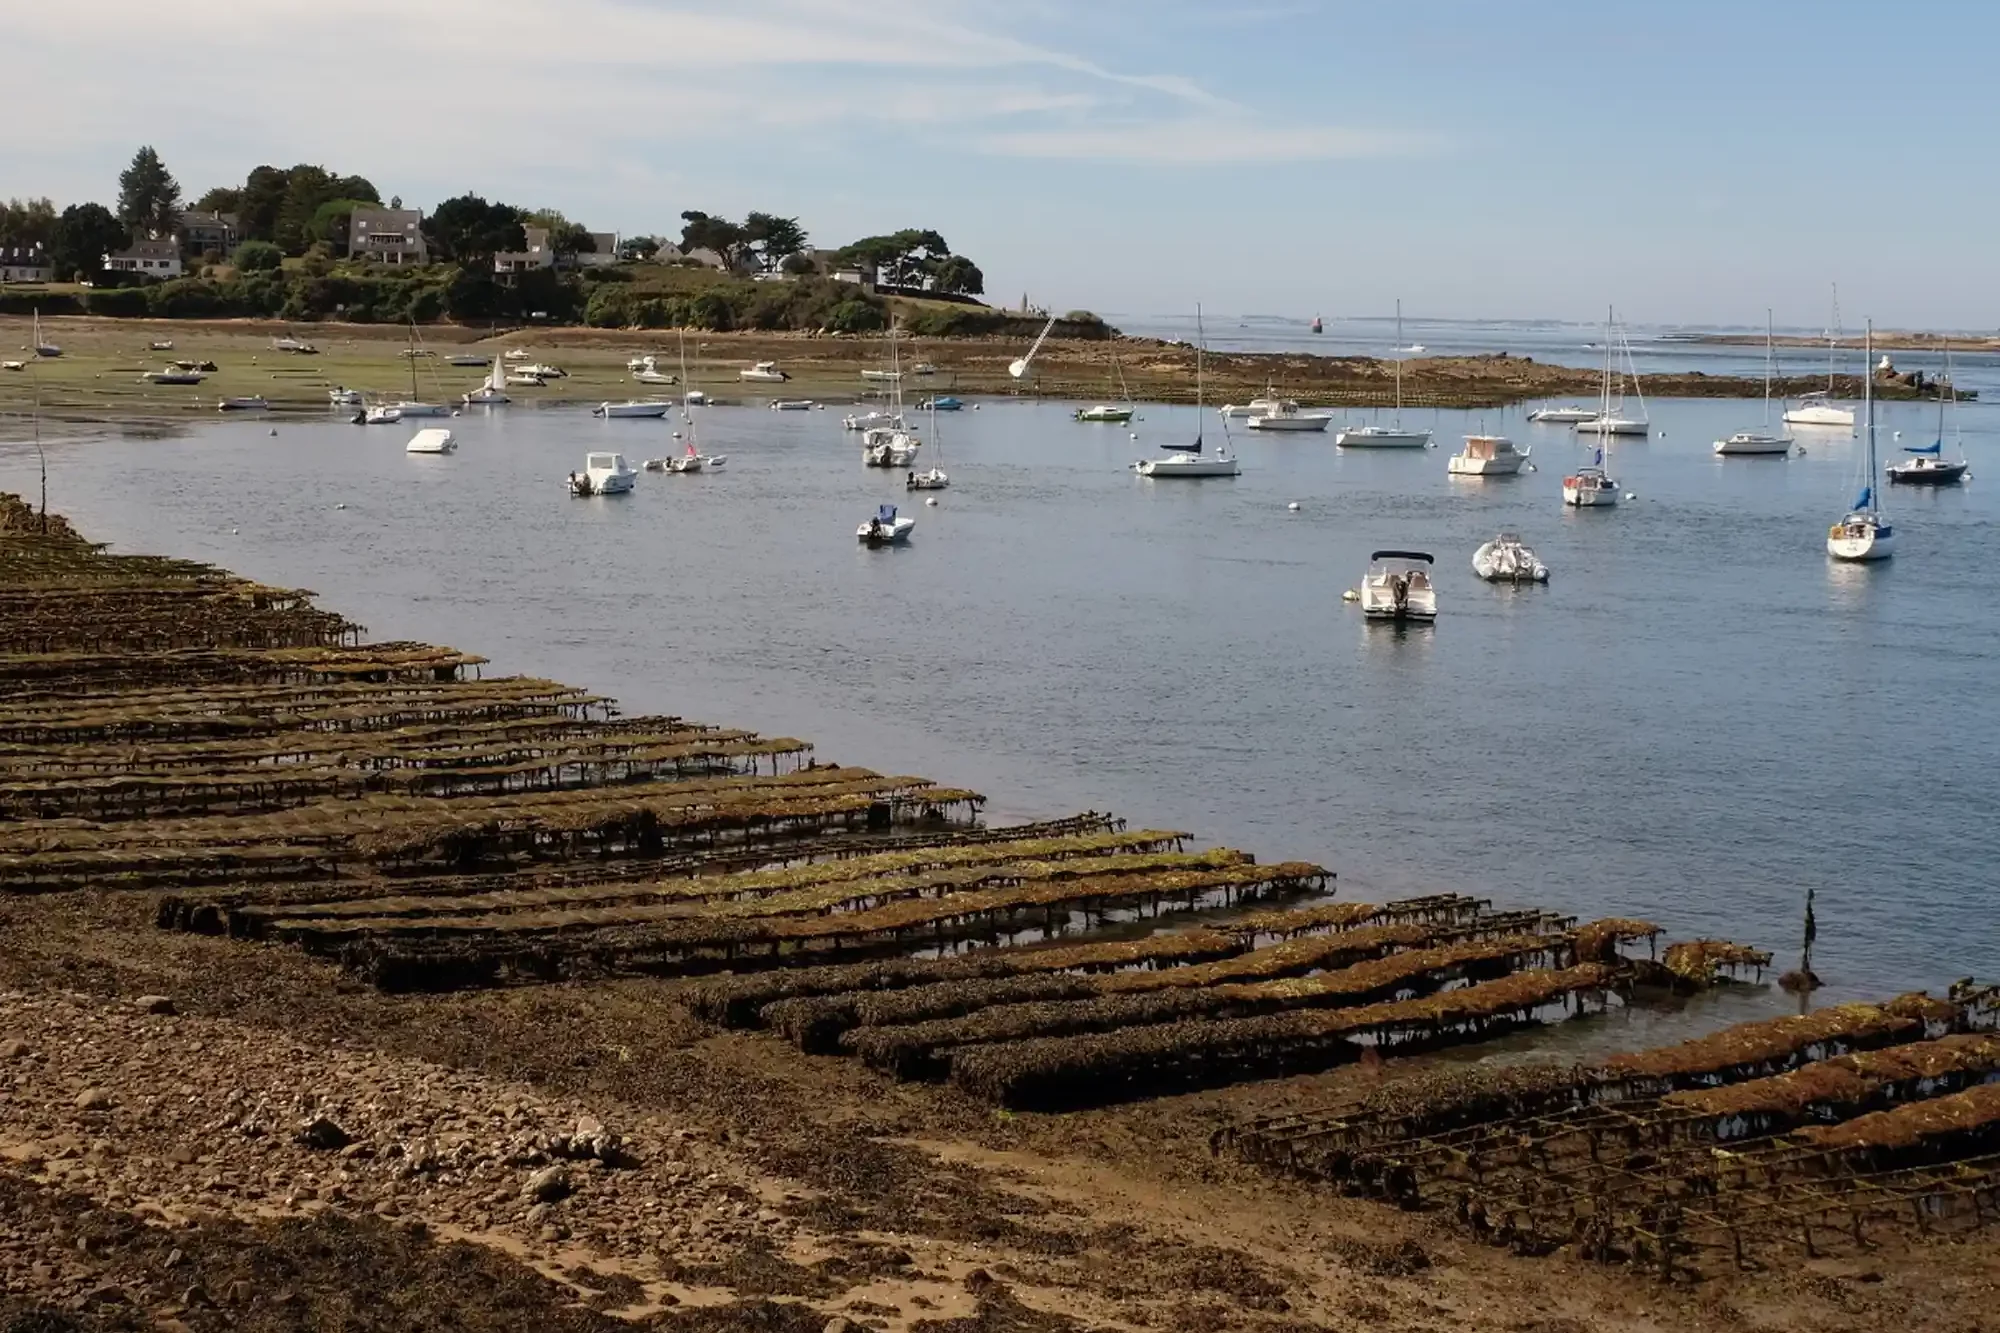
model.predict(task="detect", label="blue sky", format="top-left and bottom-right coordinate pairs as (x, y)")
top-left (7, 0), bottom-right (1995, 328)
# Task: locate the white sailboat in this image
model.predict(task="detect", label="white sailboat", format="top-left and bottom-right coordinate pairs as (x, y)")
top-left (389, 321), bottom-right (450, 416)
top-left (1826, 322), bottom-right (1893, 562)
top-left (31, 309), bottom-right (60, 358)
top-left (1337, 299), bottom-right (1431, 448)
top-left (1784, 285), bottom-right (1856, 428)
top-left (1575, 317), bottom-right (1649, 435)
top-left (462, 357), bottom-right (510, 405)
top-left (1137, 307), bottom-right (1239, 477)
top-left (1715, 310), bottom-right (1792, 456)
top-left (1528, 404), bottom-right (1598, 424)
top-left (863, 327), bottom-right (922, 468)
top-left (671, 333), bottom-right (726, 471)
top-left (1563, 307), bottom-right (1623, 508)
top-left (907, 398), bottom-right (949, 489)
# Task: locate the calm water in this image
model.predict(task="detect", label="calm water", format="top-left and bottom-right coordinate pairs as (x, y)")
top-left (3, 394), bottom-right (1995, 1015)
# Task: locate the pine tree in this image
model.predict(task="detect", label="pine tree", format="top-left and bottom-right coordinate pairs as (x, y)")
top-left (116, 146), bottom-right (182, 240)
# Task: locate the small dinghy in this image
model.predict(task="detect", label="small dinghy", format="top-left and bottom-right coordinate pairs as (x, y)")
top-left (1472, 533), bottom-right (1550, 583)
top-left (857, 503), bottom-right (915, 546)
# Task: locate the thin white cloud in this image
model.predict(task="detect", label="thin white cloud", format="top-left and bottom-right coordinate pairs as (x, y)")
top-left (983, 121), bottom-right (1435, 164)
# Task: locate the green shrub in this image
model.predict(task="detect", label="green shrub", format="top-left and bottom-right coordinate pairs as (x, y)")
top-left (826, 299), bottom-right (885, 334)
top-left (85, 287), bottom-right (150, 316)
top-left (234, 240), bottom-right (283, 272)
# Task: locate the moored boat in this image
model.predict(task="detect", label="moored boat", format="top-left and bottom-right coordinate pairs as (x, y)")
top-left (569, 452), bottom-right (637, 496)
top-left (740, 360), bottom-right (789, 383)
top-left (1528, 405), bottom-right (1597, 423)
top-left (1472, 533), bottom-right (1549, 583)
top-left (857, 503), bottom-right (915, 545)
top-left (1359, 551), bottom-right (1438, 622)
top-left (1448, 434), bottom-right (1528, 476)
top-left (1246, 399), bottom-right (1333, 432)
top-left (144, 369), bottom-right (205, 385)
top-left (1075, 404), bottom-right (1134, 423)
top-left (594, 400), bottom-right (672, 419)
top-left (405, 427), bottom-right (456, 455)
top-left (1885, 342), bottom-right (1969, 485)
top-left (217, 396), bottom-right (269, 412)
top-left (1827, 323), bottom-right (1893, 562)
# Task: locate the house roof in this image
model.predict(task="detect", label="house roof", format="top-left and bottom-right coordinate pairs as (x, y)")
top-left (0, 246), bottom-right (49, 263)
top-left (178, 210), bottom-right (239, 230)
top-left (109, 239), bottom-right (181, 260)
top-left (352, 207), bottom-right (424, 233)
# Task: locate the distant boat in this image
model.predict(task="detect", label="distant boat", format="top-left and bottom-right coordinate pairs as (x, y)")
top-left (863, 329), bottom-right (921, 467)
top-left (1528, 405), bottom-right (1597, 423)
top-left (1360, 551), bottom-right (1438, 622)
top-left (462, 357), bottom-right (510, 406)
top-left (1715, 310), bottom-right (1792, 456)
top-left (907, 399), bottom-right (949, 490)
top-left (149, 339), bottom-right (174, 351)
top-left (1785, 284), bottom-right (1855, 428)
top-left (858, 503), bottom-right (915, 546)
top-left (217, 396), bottom-right (269, 412)
top-left (1448, 434), bottom-right (1528, 476)
top-left (405, 427), bottom-right (456, 455)
top-left (921, 396), bottom-right (963, 411)
top-left (143, 369), bottom-right (205, 385)
top-left (31, 309), bottom-right (59, 358)
top-left (844, 410), bottom-right (902, 431)
top-left (327, 387), bottom-right (364, 406)
top-left (594, 400), bottom-right (671, 419)
top-left (1886, 342), bottom-right (1969, 485)
top-left (1310, 314), bottom-right (1323, 334)
top-left (860, 368), bottom-right (901, 383)
top-left (1337, 299), bottom-right (1432, 448)
top-left (1827, 323), bottom-right (1893, 561)
top-left (1075, 404), bottom-right (1133, 423)
top-left (1574, 315), bottom-right (1649, 436)
top-left (740, 360), bottom-right (789, 383)
top-left (272, 335), bottom-right (318, 355)
top-left (1138, 306), bottom-right (1239, 477)
top-left (1473, 533), bottom-right (1549, 583)
top-left (770, 399), bottom-right (815, 411)
top-left (364, 405), bottom-right (404, 425)
top-left (389, 402), bottom-right (452, 418)
top-left (1565, 308), bottom-right (1624, 508)
top-left (1246, 397), bottom-right (1333, 432)
top-left (1, 361), bottom-right (24, 372)
top-left (570, 452), bottom-right (637, 496)
top-left (446, 353), bottom-right (490, 367)
top-left (1219, 385), bottom-right (1285, 420)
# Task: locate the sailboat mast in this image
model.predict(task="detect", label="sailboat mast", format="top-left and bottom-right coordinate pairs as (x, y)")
top-left (1828, 283), bottom-right (1840, 395)
top-left (1764, 308), bottom-right (1773, 424)
top-left (1863, 320), bottom-right (1876, 513)
top-left (1194, 304), bottom-right (1205, 448)
top-left (1393, 299), bottom-right (1404, 419)
top-left (408, 325), bottom-right (419, 400)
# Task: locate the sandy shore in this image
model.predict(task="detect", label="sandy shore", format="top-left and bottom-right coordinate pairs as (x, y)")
top-left (0, 314), bottom-right (1901, 425)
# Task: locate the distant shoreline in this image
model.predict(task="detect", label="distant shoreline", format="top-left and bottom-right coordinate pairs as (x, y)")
top-left (1695, 331), bottom-right (2000, 354)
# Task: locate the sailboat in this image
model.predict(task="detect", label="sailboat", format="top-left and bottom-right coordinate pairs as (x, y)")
top-left (1714, 309), bottom-right (1792, 455)
top-left (1074, 352), bottom-right (1136, 423)
top-left (31, 309), bottom-right (60, 358)
top-left (390, 321), bottom-right (450, 417)
top-left (863, 326), bottom-right (921, 468)
top-left (1137, 307), bottom-right (1238, 477)
top-left (1563, 308), bottom-right (1623, 507)
top-left (1886, 342), bottom-right (1970, 485)
top-left (1784, 285), bottom-right (1856, 428)
top-left (671, 332), bottom-right (726, 471)
top-left (1826, 323), bottom-right (1893, 561)
top-left (907, 398), bottom-right (949, 490)
top-left (1575, 316), bottom-right (1649, 435)
top-left (1336, 300), bottom-right (1431, 448)
top-left (462, 357), bottom-right (510, 406)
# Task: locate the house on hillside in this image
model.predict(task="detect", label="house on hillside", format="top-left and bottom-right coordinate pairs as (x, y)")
top-left (347, 207), bottom-right (429, 265)
top-left (0, 246), bottom-right (52, 283)
top-left (103, 239), bottom-right (184, 280)
top-left (176, 210), bottom-right (239, 258)
top-left (574, 231), bottom-right (619, 268)
top-left (496, 228), bottom-right (623, 274)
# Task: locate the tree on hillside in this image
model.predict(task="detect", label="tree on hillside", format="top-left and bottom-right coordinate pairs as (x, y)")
top-left (238, 166), bottom-right (290, 241)
top-left (117, 146), bottom-right (182, 239)
top-left (743, 212), bottom-right (808, 272)
top-left (423, 195), bottom-right (526, 263)
top-left (679, 211), bottom-right (747, 269)
top-left (192, 186), bottom-right (241, 215)
top-left (836, 229), bottom-right (950, 290)
top-left (619, 235), bottom-right (663, 262)
top-left (549, 222), bottom-right (596, 263)
top-left (929, 254), bottom-right (984, 297)
top-left (49, 203), bottom-right (128, 281)
top-left (0, 198), bottom-right (58, 251)
top-left (233, 239), bottom-right (283, 272)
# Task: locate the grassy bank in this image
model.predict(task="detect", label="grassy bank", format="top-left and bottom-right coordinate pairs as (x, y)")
top-left (1, 313), bottom-right (1931, 424)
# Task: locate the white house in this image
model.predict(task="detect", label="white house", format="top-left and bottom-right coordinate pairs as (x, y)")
top-left (574, 231), bottom-right (619, 268)
top-left (0, 247), bottom-right (52, 283)
top-left (103, 239), bottom-right (184, 280)
top-left (497, 227), bottom-right (623, 273)
top-left (348, 207), bottom-right (429, 265)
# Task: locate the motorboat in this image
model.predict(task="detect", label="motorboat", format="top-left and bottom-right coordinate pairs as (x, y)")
top-left (462, 357), bottom-right (510, 406)
top-left (327, 387), bottom-right (364, 406)
top-left (860, 368), bottom-right (901, 383)
top-left (633, 366), bottom-right (677, 386)
top-left (1886, 342), bottom-right (1969, 485)
top-left (508, 371), bottom-right (548, 388)
top-left (906, 466), bottom-right (949, 490)
top-left (0, 361), bottom-right (23, 372)
top-left (1563, 450), bottom-right (1620, 507)
top-left (217, 396), bottom-right (269, 411)
top-left (771, 399), bottom-right (815, 411)
top-left (569, 452), bottom-right (637, 496)
top-left (626, 355), bottom-right (657, 371)
top-left (446, 353), bottom-right (490, 367)
top-left (1528, 405), bottom-right (1597, 423)
top-left (1247, 399), bottom-right (1333, 432)
top-left (911, 361), bottom-right (938, 376)
top-left (1472, 533), bottom-right (1549, 583)
top-left (1075, 404), bottom-right (1134, 423)
top-left (149, 339), bottom-right (174, 352)
top-left (594, 400), bottom-right (672, 419)
top-left (1448, 434), bottom-right (1529, 476)
top-left (272, 336), bottom-right (318, 355)
top-left (864, 427), bottom-right (921, 468)
top-left (388, 401), bottom-right (452, 418)
top-left (922, 396), bottom-right (963, 411)
top-left (844, 410), bottom-right (902, 431)
top-left (516, 363), bottom-right (566, 380)
top-left (144, 369), bottom-right (205, 385)
top-left (642, 457), bottom-right (667, 472)
top-left (172, 359), bottom-right (218, 373)
top-left (364, 405), bottom-right (404, 425)
top-left (683, 389), bottom-right (708, 408)
top-left (1336, 424), bottom-right (1432, 448)
top-left (1715, 430), bottom-right (1793, 456)
top-left (505, 348), bottom-right (532, 360)
top-left (1359, 551), bottom-right (1438, 622)
top-left (739, 360), bottom-right (790, 383)
top-left (1219, 386), bottom-right (1285, 419)
top-left (405, 427), bottom-right (456, 455)
top-left (857, 503), bottom-right (915, 546)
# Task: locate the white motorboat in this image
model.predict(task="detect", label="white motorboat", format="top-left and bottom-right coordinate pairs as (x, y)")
top-left (516, 363), bottom-right (566, 380)
top-left (1472, 533), bottom-right (1549, 583)
top-left (505, 348), bottom-right (532, 361)
top-left (273, 336), bottom-right (318, 355)
top-left (911, 361), bottom-right (938, 376)
top-left (1336, 424), bottom-right (1433, 448)
top-left (739, 360), bottom-right (789, 383)
top-left (1, 361), bottom-right (23, 372)
top-left (1785, 285), bottom-right (1855, 428)
top-left (771, 399), bottom-right (815, 411)
top-left (405, 427), bottom-right (456, 455)
top-left (1528, 405), bottom-right (1598, 423)
top-left (31, 310), bottom-right (60, 358)
top-left (389, 402), bottom-right (452, 418)
top-left (843, 410), bottom-right (902, 431)
top-left (327, 386), bottom-right (364, 406)
top-left (1338, 299), bottom-right (1432, 448)
top-left (144, 369), bottom-right (205, 385)
top-left (633, 367), bottom-right (677, 386)
top-left (217, 396), bottom-right (269, 412)
top-left (594, 400), bottom-right (672, 419)
top-left (1715, 311), bottom-right (1795, 456)
top-left (1359, 551), bottom-right (1438, 622)
top-left (570, 452), bottom-right (637, 496)
top-left (857, 503), bottom-right (915, 546)
top-left (860, 368), bottom-right (901, 383)
top-left (626, 354), bottom-right (657, 371)
top-left (683, 389), bottom-right (708, 408)
top-left (463, 357), bottom-right (510, 405)
top-left (1827, 324), bottom-right (1894, 562)
top-left (1219, 385), bottom-right (1285, 419)
top-left (507, 372), bottom-right (548, 388)
top-left (445, 353), bottom-right (490, 367)
top-left (149, 339), bottom-right (174, 352)
top-left (864, 427), bottom-right (921, 468)
top-left (1246, 399), bottom-right (1333, 432)
top-left (364, 405), bottom-right (403, 425)
top-left (1448, 434), bottom-right (1529, 476)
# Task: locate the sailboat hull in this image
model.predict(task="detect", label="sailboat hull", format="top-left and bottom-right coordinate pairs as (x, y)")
top-left (1784, 405), bottom-right (1854, 427)
top-left (1575, 418), bottom-right (1649, 436)
top-left (1827, 527), bottom-right (1893, 561)
top-left (1335, 428), bottom-right (1431, 448)
top-left (1713, 434), bottom-right (1793, 456)
top-left (1886, 460), bottom-right (1968, 485)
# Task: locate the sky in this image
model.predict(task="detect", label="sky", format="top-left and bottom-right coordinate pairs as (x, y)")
top-left (4, 0), bottom-right (1996, 329)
